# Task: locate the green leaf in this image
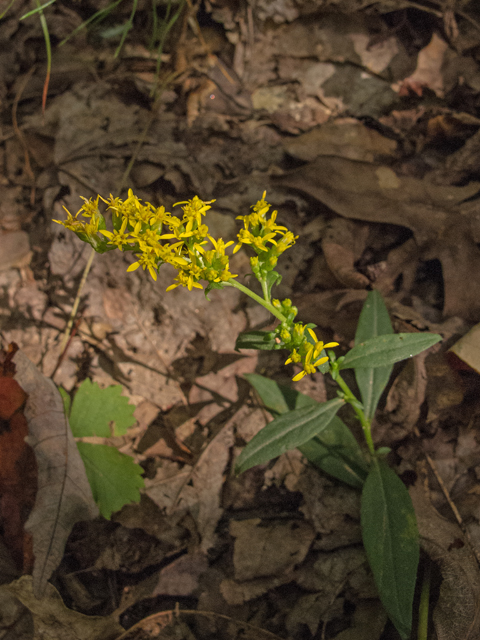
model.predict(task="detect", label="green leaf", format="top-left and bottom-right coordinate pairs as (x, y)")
top-left (69, 379), bottom-right (136, 437)
top-left (298, 416), bottom-right (368, 488)
top-left (355, 291), bottom-right (394, 419)
top-left (340, 333), bottom-right (442, 370)
top-left (245, 374), bottom-right (367, 487)
top-left (265, 270), bottom-right (282, 299)
top-left (58, 386), bottom-right (71, 416)
top-left (244, 373), bottom-right (316, 414)
top-left (76, 443), bottom-right (144, 519)
top-left (361, 459), bottom-right (419, 639)
top-left (236, 397), bottom-right (343, 474)
top-left (20, 0), bottom-right (56, 20)
top-left (235, 331), bottom-right (278, 351)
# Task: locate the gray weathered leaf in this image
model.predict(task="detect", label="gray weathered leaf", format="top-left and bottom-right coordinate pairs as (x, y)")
top-left (13, 351), bottom-right (99, 598)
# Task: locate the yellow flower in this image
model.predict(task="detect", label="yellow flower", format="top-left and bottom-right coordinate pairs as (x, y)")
top-left (127, 250), bottom-right (158, 281)
top-left (307, 328), bottom-right (339, 359)
top-left (285, 349), bottom-right (301, 365)
top-left (166, 268), bottom-right (204, 292)
top-left (100, 218), bottom-right (131, 250)
top-left (53, 206), bottom-right (83, 232)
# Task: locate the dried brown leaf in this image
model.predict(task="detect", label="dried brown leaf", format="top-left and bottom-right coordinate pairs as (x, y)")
top-left (13, 350), bottom-right (98, 598)
top-left (4, 576), bottom-right (122, 640)
top-left (410, 482), bottom-right (480, 640)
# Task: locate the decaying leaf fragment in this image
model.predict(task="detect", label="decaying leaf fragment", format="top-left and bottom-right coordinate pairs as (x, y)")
top-left (4, 576), bottom-right (122, 640)
top-left (410, 482), bottom-right (480, 640)
top-left (12, 350), bottom-right (99, 598)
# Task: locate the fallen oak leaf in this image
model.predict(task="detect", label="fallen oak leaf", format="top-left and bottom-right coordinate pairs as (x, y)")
top-left (12, 350), bottom-right (98, 598)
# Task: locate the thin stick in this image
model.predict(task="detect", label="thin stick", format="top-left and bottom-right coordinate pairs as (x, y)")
top-left (58, 247), bottom-right (95, 355)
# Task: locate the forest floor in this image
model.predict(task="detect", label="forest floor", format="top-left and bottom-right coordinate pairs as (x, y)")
top-left (2, 0), bottom-right (480, 638)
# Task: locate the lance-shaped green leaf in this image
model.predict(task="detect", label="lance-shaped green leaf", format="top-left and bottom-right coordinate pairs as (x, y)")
top-left (361, 458), bottom-right (419, 640)
top-left (244, 374), bottom-right (367, 487)
top-left (235, 331), bottom-right (277, 351)
top-left (298, 417), bottom-right (368, 488)
top-left (355, 291), bottom-right (393, 419)
top-left (244, 373), bottom-right (316, 414)
top-left (340, 333), bottom-right (442, 370)
top-left (236, 397), bottom-right (344, 474)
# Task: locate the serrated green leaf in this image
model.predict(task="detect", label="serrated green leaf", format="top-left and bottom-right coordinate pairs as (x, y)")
top-left (340, 333), bottom-right (442, 370)
top-left (69, 379), bottom-right (136, 437)
top-left (361, 459), bottom-right (419, 640)
top-left (235, 331), bottom-right (277, 351)
top-left (355, 291), bottom-right (394, 419)
top-left (245, 374), bottom-right (368, 487)
top-left (76, 443), bottom-right (144, 519)
top-left (236, 397), bottom-right (343, 473)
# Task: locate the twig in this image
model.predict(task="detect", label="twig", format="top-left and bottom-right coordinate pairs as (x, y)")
top-left (12, 67), bottom-right (36, 205)
top-left (424, 450), bottom-right (480, 567)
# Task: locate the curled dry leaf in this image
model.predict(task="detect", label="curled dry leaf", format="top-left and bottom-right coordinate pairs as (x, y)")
top-left (410, 481), bottom-right (480, 640)
top-left (12, 350), bottom-right (99, 599)
top-left (4, 576), bottom-right (122, 640)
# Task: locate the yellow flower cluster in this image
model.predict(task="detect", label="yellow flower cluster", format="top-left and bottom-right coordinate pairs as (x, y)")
top-left (271, 299), bottom-right (339, 381)
top-left (234, 191), bottom-right (298, 279)
top-left (54, 189), bottom-right (337, 380)
top-left (55, 189), bottom-right (237, 290)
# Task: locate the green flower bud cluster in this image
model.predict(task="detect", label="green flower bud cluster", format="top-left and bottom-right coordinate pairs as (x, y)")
top-left (271, 299), bottom-right (339, 381)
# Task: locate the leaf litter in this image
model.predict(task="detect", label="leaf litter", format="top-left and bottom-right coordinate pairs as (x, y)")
top-left (3, 0), bottom-right (480, 638)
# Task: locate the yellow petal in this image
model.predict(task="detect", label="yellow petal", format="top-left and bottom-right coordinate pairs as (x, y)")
top-left (127, 262), bottom-right (140, 272)
top-left (292, 370), bottom-right (306, 382)
top-left (307, 328), bottom-right (318, 342)
top-left (323, 342), bottom-right (339, 349)
top-left (313, 356), bottom-right (328, 367)
top-left (166, 283), bottom-right (179, 292)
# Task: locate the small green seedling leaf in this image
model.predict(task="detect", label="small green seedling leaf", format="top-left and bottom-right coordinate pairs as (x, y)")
top-left (361, 458), bottom-right (419, 640)
top-left (69, 379), bottom-right (136, 437)
top-left (235, 331), bottom-right (278, 351)
top-left (355, 290), bottom-right (394, 419)
top-left (236, 396), bottom-right (343, 474)
top-left (76, 443), bottom-right (144, 520)
top-left (245, 374), bottom-right (368, 487)
top-left (340, 333), bottom-right (442, 370)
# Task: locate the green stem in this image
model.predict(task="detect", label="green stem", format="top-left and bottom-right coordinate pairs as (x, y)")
top-left (335, 371), bottom-right (375, 456)
top-left (225, 279), bottom-right (286, 323)
top-left (260, 277), bottom-right (270, 303)
top-left (418, 561), bottom-right (431, 640)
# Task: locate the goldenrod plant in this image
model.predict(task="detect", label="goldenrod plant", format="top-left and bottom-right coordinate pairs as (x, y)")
top-left (56, 191), bottom-right (441, 639)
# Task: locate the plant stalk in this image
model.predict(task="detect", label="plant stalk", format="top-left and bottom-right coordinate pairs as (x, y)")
top-left (418, 560), bottom-right (431, 640)
top-left (335, 372), bottom-right (375, 456)
top-left (225, 279), bottom-right (286, 323)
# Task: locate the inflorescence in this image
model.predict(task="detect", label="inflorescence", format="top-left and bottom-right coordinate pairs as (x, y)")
top-left (54, 190), bottom-right (338, 380)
